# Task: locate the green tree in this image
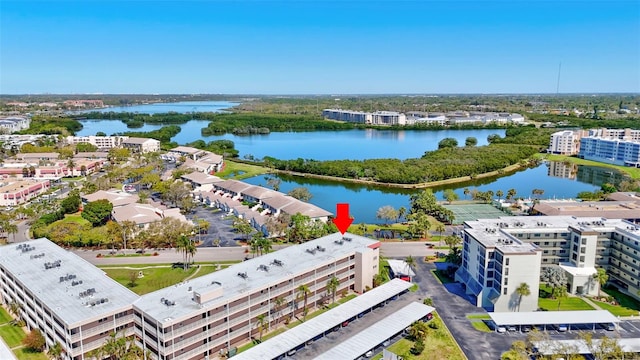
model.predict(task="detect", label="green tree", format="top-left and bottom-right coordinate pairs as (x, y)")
top-left (496, 190), bottom-right (504, 201)
top-left (600, 182), bottom-right (617, 194)
top-left (408, 321), bottom-right (428, 340)
top-left (438, 137), bottom-right (458, 149)
top-left (591, 268), bottom-right (608, 296)
top-left (506, 188), bottom-right (517, 200)
top-left (255, 313), bottom-right (267, 341)
top-left (81, 199), bottom-right (113, 226)
top-left (443, 189), bottom-right (458, 204)
top-left (287, 187), bottom-right (313, 202)
top-left (444, 235), bottom-right (461, 249)
top-left (47, 342), bottom-right (64, 360)
top-left (515, 282), bottom-right (531, 311)
top-left (376, 205), bottom-right (398, 225)
top-left (233, 217), bottom-right (254, 241)
top-left (327, 276), bottom-right (339, 304)
top-left (465, 137), bottom-right (478, 147)
top-left (60, 190), bottom-right (81, 214)
top-left (297, 284), bottom-right (311, 322)
top-left (541, 266), bottom-right (567, 300)
top-left (397, 206), bottom-right (407, 222)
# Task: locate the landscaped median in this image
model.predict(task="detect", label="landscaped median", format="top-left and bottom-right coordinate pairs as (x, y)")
top-left (371, 312), bottom-right (465, 360)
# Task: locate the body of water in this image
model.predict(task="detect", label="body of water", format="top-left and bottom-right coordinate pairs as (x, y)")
top-left (87, 100), bottom-right (239, 114)
top-left (78, 118), bottom-right (506, 161)
top-left (243, 162), bottom-right (621, 224)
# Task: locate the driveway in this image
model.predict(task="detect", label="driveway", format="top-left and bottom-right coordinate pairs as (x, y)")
top-left (412, 258), bottom-right (516, 360)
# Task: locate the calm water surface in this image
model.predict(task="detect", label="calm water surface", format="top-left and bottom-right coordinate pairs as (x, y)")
top-left (243, 163), bottom-right (622, 224)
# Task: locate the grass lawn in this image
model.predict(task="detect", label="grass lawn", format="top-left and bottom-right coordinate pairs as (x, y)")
top-left (430, 269), bottom-right (455, 284)
top-left (470, 321), bottom-right (492, 332)
top-left (0, 323), bottom-right (26, 347)
top-left (101, 264), bottom-right (221, 295)
top-left (592, 300), bottom-right (639, 317)
top-left (373, 312), bottom-right (465, 360)
top-left (535, 153), bottom-right (640, 179)
top-left (15, 348), bottom-right (48, 360)
top-left (0, 307), bottom-right (12, 324)
top-left (59, 214), bottom-right (90, 226)
top-left (217, 160), bottom-right (270, 180)
top-left (466, 314), bottom-right (490, 320)
top-left (602, 286), bottom-right (640, 311)
top-left (538, 297), bottom-right (594, 311)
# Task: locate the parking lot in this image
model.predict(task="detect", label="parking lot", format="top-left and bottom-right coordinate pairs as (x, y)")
top-left (185, 204), bottom-right (239, 247)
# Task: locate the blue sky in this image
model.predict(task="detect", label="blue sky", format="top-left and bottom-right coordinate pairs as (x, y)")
top-left (1, 1), bottom-right (638, 94)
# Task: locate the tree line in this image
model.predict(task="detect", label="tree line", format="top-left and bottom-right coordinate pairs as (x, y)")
top-left (264, 143), bottom-right (540, 184)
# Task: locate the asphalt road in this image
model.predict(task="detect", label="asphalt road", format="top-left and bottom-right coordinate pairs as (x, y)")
top-left (74, 241), bottom-right (437, 266)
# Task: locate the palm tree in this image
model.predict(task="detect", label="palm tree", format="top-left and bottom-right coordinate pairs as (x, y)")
top-left (405, 255), bottom-right (416, 281)
top-left (8, 301), bottom-right (22, 323)
top-left (496, 190), bottom-right (504, 201)
top-left (66, 158), bottom-right (76, 177)
top-left (506, 188), bottom-right (517, 200)
top-left (398, 206), bottom-right (407, 223)
top-left (297, 284), bottom-right (310, 321)
top-left (591, 268), bottom-right (609, 296)
top-left (463, 187), bottom-right (470, 200)
top-left (259, 237), bottom-right (273, 255)
top-left (175, 235), bottom-right (191, 270)
top-left (47, 342), bottom-right (64, 360)
top-left (408, 321), bottom-right (428, 340)
top-left (255, 313), bottom-right (267, 341)
top-left (515, 282), bottom-right (531, 311)
top-left (273, 296), bottom-right (285, 326)
top-left (435, 223), bottom-right (446, 245)
top-left (327, 276), bottom-right (340, 304)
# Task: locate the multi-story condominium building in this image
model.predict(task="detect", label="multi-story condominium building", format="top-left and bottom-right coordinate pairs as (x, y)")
top-left (0, 179), bottom-right (51, 206)
top-left (0, 238), bottom-right (139, 360)
top-left (587, 128), bottom-right (640, 141)
top-left (66, 136), bottom-right (129, 150)
top-left (370, 111), bottom-right (406, 125)
top-left (121, 137), bottom-right (161, 153)
top-left (132, 232), bottom-right (379, 360)
top-left (548, 130), bottom-right (588, 155)
top-left (63, 100), bottom-right (105, 108)
top-left (457, 216), bottom-right (640, 312)
top-left (322, 109), bottom-right (372, 123)
top-left (0, 116), bottom-right (30, 133)
top-left (0, 234), bottom-right (379, 360)
top-left (579, 136), bottom-right (640, 167)
top-left (455, 221), bottom-right (542, 312)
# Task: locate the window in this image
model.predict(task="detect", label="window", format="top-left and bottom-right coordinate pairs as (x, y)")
top-left (505, 258), bottom-right (509, 266)
top-left (503, 288), bottom-right (507, 295)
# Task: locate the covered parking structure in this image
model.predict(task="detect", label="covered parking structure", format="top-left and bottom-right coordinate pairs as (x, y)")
top-left (489, 310), bottom-right (620, 332)
top-left (532, 338), bottom-right (640, 357)
top-left (232, 278), bottom-right (412, 360)
top-left (386, 259), bottom-right (416, 281)
top-left (314, 302), bottom-right (435, 360)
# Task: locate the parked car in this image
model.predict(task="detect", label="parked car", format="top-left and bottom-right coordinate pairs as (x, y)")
top-left (556, 324), bottom-right (568, 332)
top-left (507, 325), bottom-right (518, 332)
top-left (521, 325), bottom-right (532, 333)
top-left (364, 350), bottom-right (374, 358)
top-left (497, 326), bottom-right (507, 333)
top-left (603, 323), bottom-right (616, 331)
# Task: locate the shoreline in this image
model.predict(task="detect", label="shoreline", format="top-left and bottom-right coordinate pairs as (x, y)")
top-left (270, 163), bottom-right (526, 189)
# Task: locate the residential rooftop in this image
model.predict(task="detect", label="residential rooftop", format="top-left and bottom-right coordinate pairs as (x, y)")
top-left (0, 238), bottom-right (139, 326)
top-left (133, 232), bottom-right (379, 324)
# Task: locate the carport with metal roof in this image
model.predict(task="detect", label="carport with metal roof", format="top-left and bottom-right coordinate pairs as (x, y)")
top-left (489, 310), bottom-right (619, 331)
top-left (533, 338), bottom-right (640, 356)
top-left (232, 278), bottom-right (412, 360)
top-left (314, 302), bottom-right (435, 360)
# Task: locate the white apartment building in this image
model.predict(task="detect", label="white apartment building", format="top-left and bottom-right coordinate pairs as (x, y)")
top-left (0, 233), bottom-right (380, 360)
top-left (133, 232), bottom-right (379, 360)
top-left (66, 136), bottom-right (129, 150)
top-left (121, 137), bottom-right (161, 153)
top-left (370, 111), bottom-right (406, 125)
top-left (0, 239), bottom-right (139, 360)
top-left (0, 116), bottom-right (30, 133)
top-left (322, 109), bottom-right (372, 123)
top-left (457, 216), bottom-right (640, 312)
top-left (548, 130), bottom-right (586, 155)
top-left (580, 136), bottom-right (640, 167)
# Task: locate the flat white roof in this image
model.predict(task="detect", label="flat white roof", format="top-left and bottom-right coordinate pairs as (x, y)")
top-left (386, 259), bottom-right (416, 277)
top-left (489, 310), bottom-right (619, 326)
top-left (133, 233), bottom-right (379, 323)
top-left (0, 238), bottom-right (139, 326)
top-left (533, 338), bottom-right (640, 355)
top-left (314, 302), bottom-right (435, 360)
top-left (232, 279), bottom-right (413, 360)
top-left (0, 337), bottom-right (17, 360)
